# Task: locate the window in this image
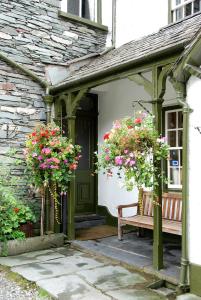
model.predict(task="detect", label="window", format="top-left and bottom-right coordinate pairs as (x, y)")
top-left (61, 0), bottom-right (98, 22)
top-left (171, 0), bottom-right (201, 22)
top-left (165, 109), bottom-right (183, 189)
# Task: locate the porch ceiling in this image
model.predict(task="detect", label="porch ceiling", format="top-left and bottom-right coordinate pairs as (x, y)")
top-left (50, 13), bottom-right (201, 94)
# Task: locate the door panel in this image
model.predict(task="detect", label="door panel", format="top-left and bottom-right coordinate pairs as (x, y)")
top-left (75, 95), bottom-right (97, 214)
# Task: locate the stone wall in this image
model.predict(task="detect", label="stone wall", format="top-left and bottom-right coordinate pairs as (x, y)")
top-left (0, 0), bottom-right (107, 223)
top-left (0, 0), bottom-right (107, 77)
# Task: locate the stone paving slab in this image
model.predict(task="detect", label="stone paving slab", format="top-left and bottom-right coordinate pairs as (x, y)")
top-left (37, 274), bottom-right (111, 300)
top-left (11, 255), bottom-right (104, 281)
top-left (77, 265), bottom-right (146, 292)
top-left (107, 288), bottom-right (166, 300)
top-left (0, 249), bottom-right (65, 267)
top-left (177, 294), bottom-right (201, 300)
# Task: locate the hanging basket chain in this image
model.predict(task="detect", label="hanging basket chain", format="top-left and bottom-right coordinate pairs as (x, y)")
top-left (48, 182), bottom-right (61, 224)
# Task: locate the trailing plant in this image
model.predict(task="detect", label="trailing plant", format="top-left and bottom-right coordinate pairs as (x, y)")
top-left (96, 113), bottom-right (169, 211)
top-left (24, 123), bottom-right (81, 234)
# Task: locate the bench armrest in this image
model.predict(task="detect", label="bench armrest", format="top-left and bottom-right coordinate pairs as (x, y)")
top-left (117, 203), bottom-right (138, 218)
top-left (117, 203), bottom-right (138, 209)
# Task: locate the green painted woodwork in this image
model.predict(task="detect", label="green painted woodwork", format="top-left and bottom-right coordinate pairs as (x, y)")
top-left (63, 90), bottom-right (89, 239)
top-left (58, 10), bottom-right (108, 32)
top-left (50, 54), bottom-right (180, 96)
top-left (184, 63), bottom-right (201, 79)
top-left (168, 0), bottom-right (172, 24)
top-left (0, 51), bottom-right (49, 89)
top-left (170, 77), bottom-right (191, 292)
top-left (43, 95), bottom-right (54, 124)
top-left (97, 0), bottom-right (102, 24)
top-left (190, 263), bottom-right (201, 296)
top-left (128, 74), bottom-right (153, 96)
top-left (152, 66), bottom-right (166, 271)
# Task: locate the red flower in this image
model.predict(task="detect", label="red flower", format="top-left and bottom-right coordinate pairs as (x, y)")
top-left (32, 132), bottom-right (36, 137)
top-left (134, 118), bottom-right (142, 124)
top-left (13, 207), bottom-right (20, 213)
top-left (51, 130), bottom-right (56, 136)
top-left (127, 125), bottom-right (133, 129)
top-left (103, 132), bottom-right (110, 140)
top-left (69, 163), bottom-right (77, 170)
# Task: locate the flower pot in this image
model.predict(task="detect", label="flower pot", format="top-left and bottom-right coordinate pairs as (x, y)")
top-left (19, 222), bottom-right (34, 238)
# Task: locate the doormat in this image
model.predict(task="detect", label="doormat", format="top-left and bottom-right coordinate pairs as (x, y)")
top-left (76, 225), bottom-right (118, 241)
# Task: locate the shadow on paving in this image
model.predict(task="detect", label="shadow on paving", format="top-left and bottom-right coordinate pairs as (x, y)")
top-left (73, 231), bottom-right (181, 283)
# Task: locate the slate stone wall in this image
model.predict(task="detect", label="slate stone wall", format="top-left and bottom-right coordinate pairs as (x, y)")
top-left (0, 0), bottom-right (107, 220)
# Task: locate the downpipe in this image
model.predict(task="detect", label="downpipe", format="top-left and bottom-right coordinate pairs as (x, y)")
top-left (177, 91), bottom-right (193, 294)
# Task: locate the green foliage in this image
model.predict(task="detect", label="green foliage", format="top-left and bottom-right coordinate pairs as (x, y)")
top-left (0, 155), bottom-right (36, 252)
top-left (96, 114), bottom-right (169, 191)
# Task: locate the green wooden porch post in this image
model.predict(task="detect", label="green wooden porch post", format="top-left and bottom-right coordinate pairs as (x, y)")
top-left (43, 95), bottom-right (54, 233)
top-left (64, 89), bottom-right (89, 240)
top-left (152, 67), bottom-right (164, 270)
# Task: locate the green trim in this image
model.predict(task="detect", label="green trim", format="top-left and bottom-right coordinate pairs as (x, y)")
top-left (50, 53), bottom-right (181, 95)
top-left (170, 79), bottom-right (190, 292)
top-left (97, 205), bottom-right (118, 226)
top-left (0, 51), bottom-right (49, 89)
top-left (58, 10), bottom-right (108, 32)
top-left (128, 74), bottom-right (153, 96)
top-left (190, 263), bottom-right (201, 296)
top-left (152, 66), bottom-right (165, 271)
top-left (184, 63), bottom-right (201, 79)
top-left (168, 0), bottom-right (172, 24)
top-left (97, 0), bottom-right (102, 24)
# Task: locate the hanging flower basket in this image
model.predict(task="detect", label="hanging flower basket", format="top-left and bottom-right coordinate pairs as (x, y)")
top-left (96, 114), bottom-right (169, 212)
top-left (24, 123), bottom-right (81, 235)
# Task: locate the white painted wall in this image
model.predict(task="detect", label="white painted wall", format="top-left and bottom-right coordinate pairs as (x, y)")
top-left (94, 76), bottom-right (177, 218)
top-left (187, 76), bottom-right (201, 266)
top-left (61, 0), bottom-right (169, 47)
top-left (102, 0), bottom-right (169, 47)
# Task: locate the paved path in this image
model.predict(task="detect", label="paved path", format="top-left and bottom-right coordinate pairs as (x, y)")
top-left (0, 246), bottom-right (200, 300)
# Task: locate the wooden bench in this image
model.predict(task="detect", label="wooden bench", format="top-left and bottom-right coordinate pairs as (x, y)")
top-left (117, 191), bottom-right (182, 240)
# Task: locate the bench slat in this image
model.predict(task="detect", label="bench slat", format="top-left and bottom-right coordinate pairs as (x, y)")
top-left (117, 191), bottom-right (182, 239)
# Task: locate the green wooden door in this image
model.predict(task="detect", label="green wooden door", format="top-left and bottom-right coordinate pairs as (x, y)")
top-left (75, 95), bottom-right (98, 215)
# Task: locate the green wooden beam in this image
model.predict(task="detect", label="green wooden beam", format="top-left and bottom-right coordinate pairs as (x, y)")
top-left (128, 73), bottom-right (153, 96)
top-left (50, 53), bottom-right (181, 96)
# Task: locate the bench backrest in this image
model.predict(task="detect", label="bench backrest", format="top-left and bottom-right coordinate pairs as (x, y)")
top-left (141, 191), bottom-right (182, 222)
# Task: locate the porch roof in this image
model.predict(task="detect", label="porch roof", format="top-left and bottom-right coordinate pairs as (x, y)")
top-left (51, 13), bottom-right (201, 93)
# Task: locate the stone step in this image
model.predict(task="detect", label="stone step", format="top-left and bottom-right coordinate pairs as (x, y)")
top-left (75, 214), bottom-right (106, 229)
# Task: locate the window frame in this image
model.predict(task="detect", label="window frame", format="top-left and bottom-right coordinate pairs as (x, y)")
top-left (61, 0), bottom-right (102, 24)
top-left (170, 0), bottom-right (201, 22)
top-left (165, 108), bottom-right (183, 190)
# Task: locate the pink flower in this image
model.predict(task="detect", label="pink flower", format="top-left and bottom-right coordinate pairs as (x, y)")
top-left (115, 156), bottom-right (123, 166)
top-left (38, 155), bottom-right (43, 161)
top-left (39, 163), bottom-right (47, 169)
top-left (50, 165), bottom-right (59, 169)
top-left (46, 158), bottom-right (53, 163)
top-left (32, 153), bottom-right (37, 158)
top-left (41, 148), bottom-right (51, 155)
top-left (113, 120), bottom-right (121, 129)
top-left (129, 160), bottom-right (135, 166)
top-left (124, 149), bottom-right (129, 154)
top-left (105, 155), bottom-right (110, 161)
top-left (52, 157), bottom-right (60, 164)
top-left (64, 159), bottom-right (68, 164)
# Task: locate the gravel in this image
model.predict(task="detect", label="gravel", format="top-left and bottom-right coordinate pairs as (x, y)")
top-left (0, 270), bottom-right (50, 300)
